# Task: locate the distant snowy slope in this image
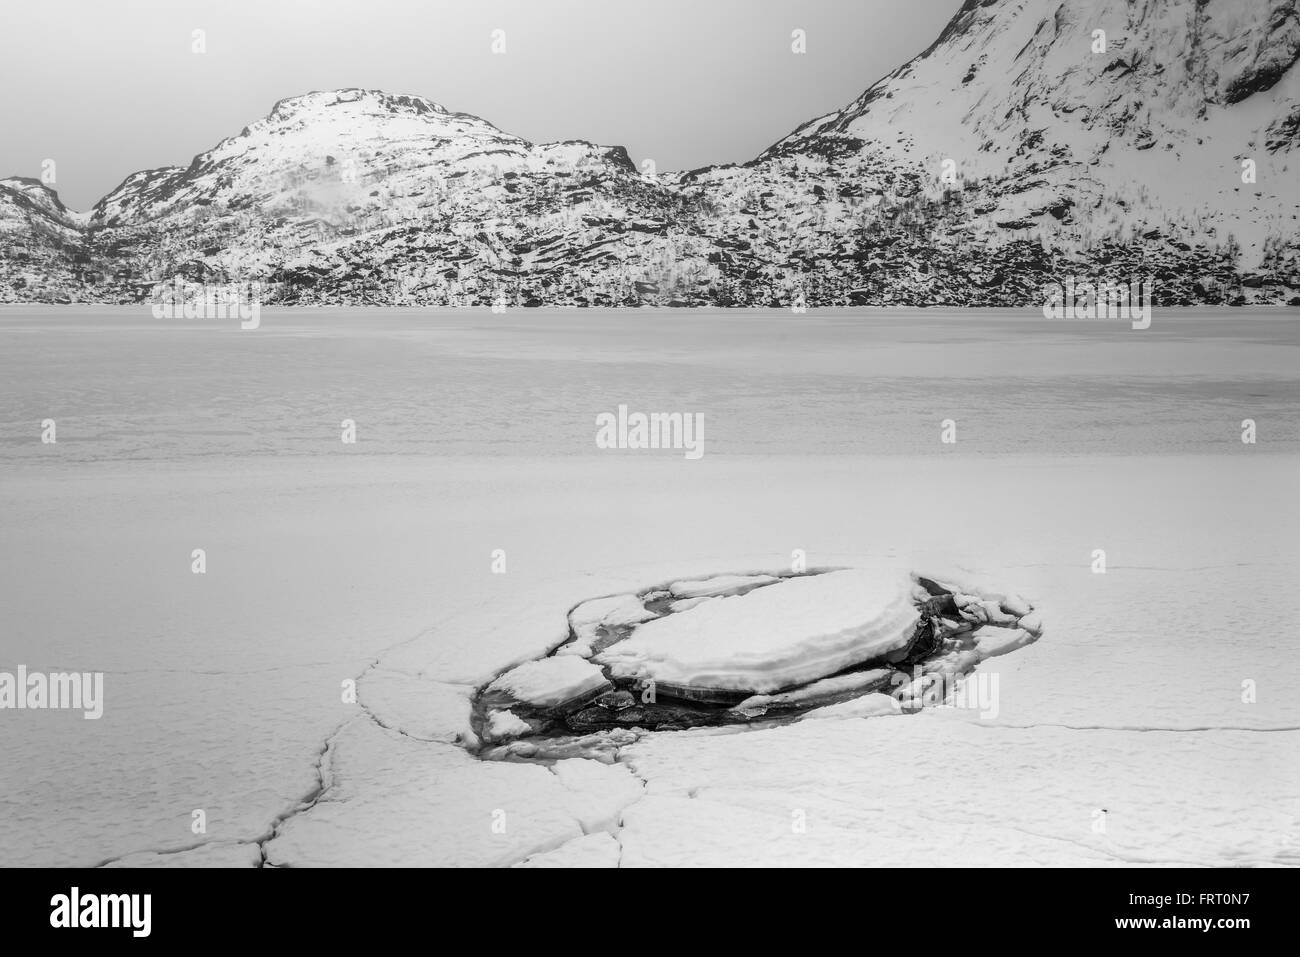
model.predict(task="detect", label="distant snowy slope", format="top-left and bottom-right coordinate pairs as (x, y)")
top-left (685, 0), bottom-right (1300, 305)
top-left (0, 178), bottom-right (88, 301)
top-left (83, 89), bottom-right (696, 306)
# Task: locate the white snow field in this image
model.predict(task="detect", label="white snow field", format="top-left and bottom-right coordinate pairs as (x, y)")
top-left (1, 307), bottom-right (1298, 867)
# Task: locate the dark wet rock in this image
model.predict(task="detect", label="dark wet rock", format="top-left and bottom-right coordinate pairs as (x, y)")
top-left (886, 616), bottom-right (944, 668)
top-left (594, 690), bottom-right (637, 711)
top-left (566, 701), bottom-right (734, 733)
top-left (637, 681), bottom-right (755, 707)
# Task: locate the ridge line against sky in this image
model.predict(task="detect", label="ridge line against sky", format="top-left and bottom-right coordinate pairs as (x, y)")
top-left (0, 0), bottom-right (961, 211)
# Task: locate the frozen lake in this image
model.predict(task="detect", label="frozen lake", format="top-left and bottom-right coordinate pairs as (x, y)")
top-left (2, 306), bottom-right (1299, 462)
top-left (1, 306), bottom-right (1298, 866)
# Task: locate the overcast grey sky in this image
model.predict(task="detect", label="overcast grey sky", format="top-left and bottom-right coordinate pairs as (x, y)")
top-left (0, 0), bottom-right (960, 210)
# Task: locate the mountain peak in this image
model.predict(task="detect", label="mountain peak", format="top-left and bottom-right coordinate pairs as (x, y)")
top-left (267, 88), bottom-right (451, 121)
top-left (0, 176), bottom-right (74, 218)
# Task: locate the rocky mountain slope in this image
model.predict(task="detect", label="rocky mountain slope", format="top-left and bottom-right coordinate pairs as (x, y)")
top-left (682, 0), bottom-right (1300, 305)
top-left (2, 0), bottom-right (1297, 306)
top-left (0, 178), bottom-right (90, 301)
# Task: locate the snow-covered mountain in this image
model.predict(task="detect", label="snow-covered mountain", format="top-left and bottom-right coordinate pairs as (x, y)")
top-left (2, 0), bottom-right (1297, 306)
top-left (0, 178), bottom-right (91, 301)
top-left (683, 0), bottom-right (1300, 305)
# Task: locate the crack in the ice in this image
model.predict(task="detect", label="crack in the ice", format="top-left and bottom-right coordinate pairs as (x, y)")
top-left (91, 838), bottom-right (259, 869)
top-left (254, 716), bottom-right (356, 867)
top-left (610, 746), bottom-right (650, 869)
top-left (504, 743), bottom-right (648, 868)
top-left (90, 709), bottom-right (359, 869)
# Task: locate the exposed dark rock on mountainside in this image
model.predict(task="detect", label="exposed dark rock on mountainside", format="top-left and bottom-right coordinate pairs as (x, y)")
top-left (2, 0), bottom-right (1298, 307)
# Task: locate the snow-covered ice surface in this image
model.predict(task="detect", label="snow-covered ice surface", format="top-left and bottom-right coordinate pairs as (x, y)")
top-left (1, 308), bottom-right (1298, 867)
top-left (261, 720), bottom-right (644, 867)
top-left (667, 574), bottom-right (779, 599)
top-left (514, 832), bottom-right (622, 868)
top-left (100, 843), bottom-right (265, 869)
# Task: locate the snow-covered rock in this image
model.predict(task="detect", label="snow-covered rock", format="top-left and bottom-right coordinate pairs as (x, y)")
top-left (732, 668), bottom-right (896, 718)
top-left (596, 569), bottom-right (917, 695)
top-left (484, 709), bottom-right (533, 743)
top-left (485, 656), bottom-right (611, 710)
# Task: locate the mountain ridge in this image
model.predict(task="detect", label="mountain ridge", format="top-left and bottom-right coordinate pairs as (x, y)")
top-left (2, 0), bottom-right (1298, 307)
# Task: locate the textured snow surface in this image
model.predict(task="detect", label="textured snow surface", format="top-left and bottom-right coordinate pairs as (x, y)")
top-left (100, 842), bottom-right (264, 869)
top-left (4, 446), bottom-right (1298, 867)
top-left (358, 669), bottom-right (476, 745)
top-left (617, 717), bottom-right (1298, 866)
top-left (667, 596), bottom-right (712, 613)
top-left (263, 720), bottom-right (643, 867)
top-left (568, 593), bottom-right (658, 645)
top-left (667, 574), bottom-right (779, 599)
top-left (514, 832), bottom-right (622, 868)
top-left (596, 569), bottom-right (917, 693)
top-left (799, 691), bottom-right (903, 722)
top-left (278, 533), bottom-right (1296, 866)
